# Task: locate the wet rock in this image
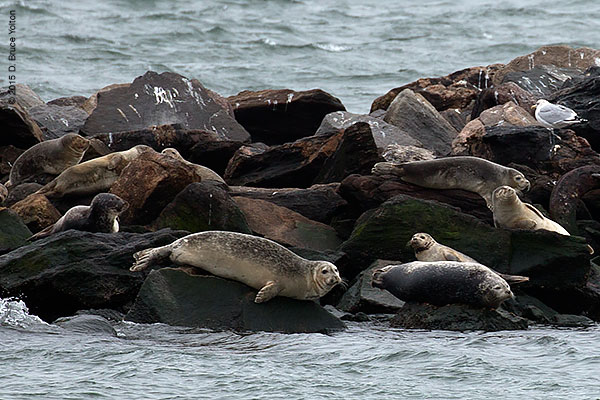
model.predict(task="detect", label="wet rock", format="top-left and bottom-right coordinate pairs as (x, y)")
top-left (0, 145), bottom-right (23, 182)
top-left (383, 89), bottom-right (458, 156)
top-left (153, 181), bottom-right (251, 234)
top-left (28, 104), bottom-right (88, 140)
top-left (502, 65), bottom-right (584, 98)
top-left (125, 268), bottom-right (346, 333)
top-left (0, 102), bottom-right (44, 149)
top-left (47, 95), bottom-right (88, 108)
top-left (0, 208), bottom-right (31, 254)
top-left (0, 84), bottom-right (44, 111)
top-left (390, 303), bottom-right (528, 331)
top-left (381, 144), bottom-right (435, 163)
top-left (229, 183), bottom-right (347, 224)
top-left (233, 197), bottom-right (342, 251)
top-left (471, 82), bottom-right (537, 119)
top-left (110, 151), bottom-right (202, 226)
top-left (337, 260), bottom-right (405, 314)
top-left (315, 110), bottom-right (422, 151)
top-left (228, 88), bottom-right (345, 145)
top-left (53, 314), bottom-right (117, 336)
top-left (0, 229), bottom-right (188, 322)
top-left (3, 183), bottom-right (43, 207)
top-left (501, 295), bottom-right (595, 327)
top-left (81, 71), bottom-right (250, 142)
top-left (10, 193), bottom-right (61, 233)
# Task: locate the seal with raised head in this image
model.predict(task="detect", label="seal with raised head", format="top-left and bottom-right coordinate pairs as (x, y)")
top-left (372, 156), bottom-right (530, 210)
top-left (408, 232), bottom-right (529, 284)
top-left (130, 231), bottom-right (342, 303)
top-left (8, 133), bottom-right (90, 187)
top-left (29, 193), bottom-right (129, 240)
top-left (161, 148), bottom-right (227, 184)
top-left (36, 145), bottom-right (153, 198)
top-left (371, 261), bottom-right (514, 309)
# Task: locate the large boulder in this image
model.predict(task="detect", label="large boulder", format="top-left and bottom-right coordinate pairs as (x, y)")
top-left (502, 65), bottom-right (584, 98)
top-left (0, 145), bottom-right (22, 182)
top-left (80, 71), bottom-right (250, 142)
top-left (0, 229), bottom-right (188, 322)
top-left (187, 139), bottom-right (244, 177)
top-left (0, 102), bottom-right (44, 149)
top-left (383, 89), bottom-right (458, 156)
top-left (228, 88), bottom-right (345, 145)
top-left (27, 104), bottom-right (88, 140)
top-left (0, 84), bottom-right (44, 111)
top-left (10, 193), bottom-right (61, 233)
top-left (125, 268), bottom-right (346, 333)
top-left (471, 82), bottom-right (538, 119)
top-left (153, 181), bottom-right (251, 234)
top-left (0, 208), bottom-right (31, 254)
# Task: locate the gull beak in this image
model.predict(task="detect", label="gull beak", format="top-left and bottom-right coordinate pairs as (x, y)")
top-left (531, 104), bottom-right (537, 110)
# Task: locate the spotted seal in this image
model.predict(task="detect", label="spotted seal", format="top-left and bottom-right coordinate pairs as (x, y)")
top-left (371, 261), bottom-right (514, 309)
top-left (130, 231), bottom-right (342, 303)
top-left (372, 156), bottom-right (530, 210)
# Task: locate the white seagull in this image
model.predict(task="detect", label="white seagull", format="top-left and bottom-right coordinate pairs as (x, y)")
top-left (532, 99), bottom-right (587, 129)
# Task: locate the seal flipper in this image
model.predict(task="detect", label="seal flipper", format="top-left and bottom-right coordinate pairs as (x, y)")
top-left (130, 245), bottom-right (172, 272)
top-left (497, 272), bottom-right (529, 285)
top-left (254, 281), bottom-right (281, 303)
top-left (441, 250), bottom-right (460, 262)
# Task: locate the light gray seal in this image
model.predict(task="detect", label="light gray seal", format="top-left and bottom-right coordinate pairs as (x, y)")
top-left (29, 193), bottom-right (128, 240)
top-left (372, 156), bottom-right (531, 210)
top-left (371, 261), bottom-right (514, 309)
top-left (130, 231), bottom-right (342, 303)
top-left (408, 232), bottom-right (529, 284)
top-left (161, 148), bottom-right (227, 184)
top-left (8, 133), bottom-right (90, 187)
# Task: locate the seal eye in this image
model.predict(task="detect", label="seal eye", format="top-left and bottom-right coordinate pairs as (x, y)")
top-left (322, 269), bottom-right (329, 275)
top-left (515, 176), bottom-right (522, 181)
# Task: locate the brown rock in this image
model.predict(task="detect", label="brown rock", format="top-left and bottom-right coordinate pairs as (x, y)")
top-left (10, 193), bottom-right (61, 233)
top-left (233, 197), bottom-right (342, 251)
top-left (471, 82), bottom-right (538, 119)
top-left (47, 95), bottom-right (88, 108)
top-left (0, 84), bottom-right (44, 111)
top-left (81, 83), bottom-right (130, 115)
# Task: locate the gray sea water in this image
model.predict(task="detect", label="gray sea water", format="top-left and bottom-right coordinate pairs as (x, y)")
top-left (2, 0), bottom-right (600, 398)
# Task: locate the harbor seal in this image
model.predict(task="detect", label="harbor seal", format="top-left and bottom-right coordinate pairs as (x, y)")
top-left (8, 133), bottom-right (90, 187)
top-left (371, 261), bottom-right (514, 309)
top-left (408, 232), bottom-right (529, 284)
top-left (0, 183), bottom-right (7, 204)
top-left (372, 156), bottom-right (530, 210)
top-left (29, 193), bottom-right (128, 240)
top-left (130, 231), bottom-right (342, 303)
top-left (36, 145), bottom-right (153, 198)
top-left (161, 148), bottom-right (227, 184)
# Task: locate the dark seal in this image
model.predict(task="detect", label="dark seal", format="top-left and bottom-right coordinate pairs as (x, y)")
top-left (371, 261), bottom-right (513, 309)
top-left (30, 193), bottom-right (128, 240)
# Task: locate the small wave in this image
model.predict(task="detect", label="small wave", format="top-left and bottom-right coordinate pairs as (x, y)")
top-left (313, 43), bottom-right (352, 52)
top-left (0, 297), bottom-right (48, 330)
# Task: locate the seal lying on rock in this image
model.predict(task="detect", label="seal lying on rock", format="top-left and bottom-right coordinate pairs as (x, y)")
top-left (130, 231), bottom-right (342, 303)
top-left (29, 193), bottom-right (128, 240)
top-left (0, 183), bottom-right (7, 204)
top-left (408, 232), bottom-right (529, 284)
top-left (371, 261), bottom-right (514, 309)
top-left (8, 133), bottom-right (90, 187)
top-left (372, 156), bottom-right (530, 210)
top-left (161, 148), bottom-right (227, 185)
top-left (36, 145), bottom-right (152, 198)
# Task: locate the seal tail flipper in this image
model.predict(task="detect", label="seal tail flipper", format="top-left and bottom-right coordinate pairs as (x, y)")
top-left (371, 267), bottom-right (389, 289)
top-left (28, 225), bottom-right (54, 241)
top-left (254, 281), bottom-right (281, 303)
top-left (371, 162), bottom-right (404, 177)
top-left (130, 245), bottom-right (172, 272)
top-left (497, 273), bottom-right (529, 285)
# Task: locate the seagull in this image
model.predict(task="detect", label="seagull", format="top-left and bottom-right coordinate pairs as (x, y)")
top-left (532, 99), bottom-right (587, 129)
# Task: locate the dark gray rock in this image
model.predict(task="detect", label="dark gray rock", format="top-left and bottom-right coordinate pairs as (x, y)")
top-left (0, 208), bottom-right (31, 254)
top-left (47, 95), bottom-right (88, 108)
top-left (0, 102), bottom-right (44, 149)
top-left (125, 268), bottom-right (346, 333)
top-left (28, 104), bottom-right (88, 140)
top-left (502, 65), bottom-right (584, 98)
top-left (501, 294), bottom-right (594, 327)
top-left (4, 183), bottom-right (43, 207)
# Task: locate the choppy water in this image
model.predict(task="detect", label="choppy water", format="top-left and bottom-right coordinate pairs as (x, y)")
top-left (5, 0), bottom-right (600, 112)
top-left (1, 298), bottom-right (600, 399)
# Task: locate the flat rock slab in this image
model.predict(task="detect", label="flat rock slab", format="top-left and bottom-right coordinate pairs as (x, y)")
top-left (126, 268), bottom-right (346, 334)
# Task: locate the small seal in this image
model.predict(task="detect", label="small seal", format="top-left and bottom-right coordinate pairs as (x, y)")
top-left (36, 145), bottom-right (152, 198)
top-left (161, 148), bottom-right (227, 184)
top-left (408, 232), bottom-right (529, 284)
top-left (8, 133), bottom-right (90, 187)
top-left (371, 261), bottom-right (514, 309)
top-left (29, 193), bottom-right (129, 240)
top-left (130, 231), bottom-right (342, 303)
top-left (372, 156), bottom-right (530, 209)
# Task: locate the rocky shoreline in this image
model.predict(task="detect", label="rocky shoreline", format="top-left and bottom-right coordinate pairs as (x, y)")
top-left (1, 44), bottom-right (600, 333)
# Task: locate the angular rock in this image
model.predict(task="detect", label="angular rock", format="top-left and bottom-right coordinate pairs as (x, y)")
top-left (502, 65), bottom-right (584, 98)
top-left (229, 183), bottom-right (347, 224)
top-left (471, 82), bottom-right (537, 119)
top-left (153, 181), bottom-right (251, 234)
top-left (0, 229), bottom-right (188, 322)
top-left (81, 83), bottom-right (130, 115)
top-left (187, 139), bottom-right (244, 177)
top-left (125, 268), bottom-right (346, 333)
top-left (228, 88), bottom-right (345, 145)
top-left (501, 294), bottom-right (595, 327)
top-left (383, 89), bottom-right (458, 156)
top-left (28, 104), bottom-right (88, 140)
top-left (110, 151), bottom-right (202, 226)
top-left (10, 193), bottom-right (61, 233)
top-left (0, 102), bottom-right (44, 149)
top-left (0, 84), bottom-right (44, 111)
top-left (315, 111), bottom-right (422, 151)
top-left (233, 197), bottom-right (342, 251)
top-left (390, 303), bottom-right (528, 331)
top-left (381, 144), bottom-right (436, 163)
top-left (337, 260), bottom-right (405, 314)
top-left (3, 183), bottom-right (43, 207)
top-left (81, 71), bottom-right (250, 142)
top-left (440, 108), bottom-right (470, 132)
top-left (47, 95), bottom-right (88, 108)
top-left (0, 208), bottom-right (31, 254)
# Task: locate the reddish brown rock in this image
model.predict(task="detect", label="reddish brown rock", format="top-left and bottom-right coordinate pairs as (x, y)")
top-left (47, 95), bottom-right (88, 108)
top-left (10, 193), bottom-right (61, 233)
top-left (228, 88), bottom-right (345, 145)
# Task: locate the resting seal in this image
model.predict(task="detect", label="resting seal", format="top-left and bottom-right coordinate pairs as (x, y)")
top-left (8, 133), bottom-right (90, 187)
top-left (161, 148), bottom-right (227, 184)
top-left (30, 193), bottom-right (128, 240)
top-left (130, 231), bottom-right (342, 303)
top-left (408, 232), bottom-right (529, 284)
top-left (372, 156), bottom-right (530, 209)
top-left (36, 145), bottom-right (152, 198)
top-left (0, 183), bottom-right (7, 204)
top-left (371, 261), bottom-right (514, 309)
